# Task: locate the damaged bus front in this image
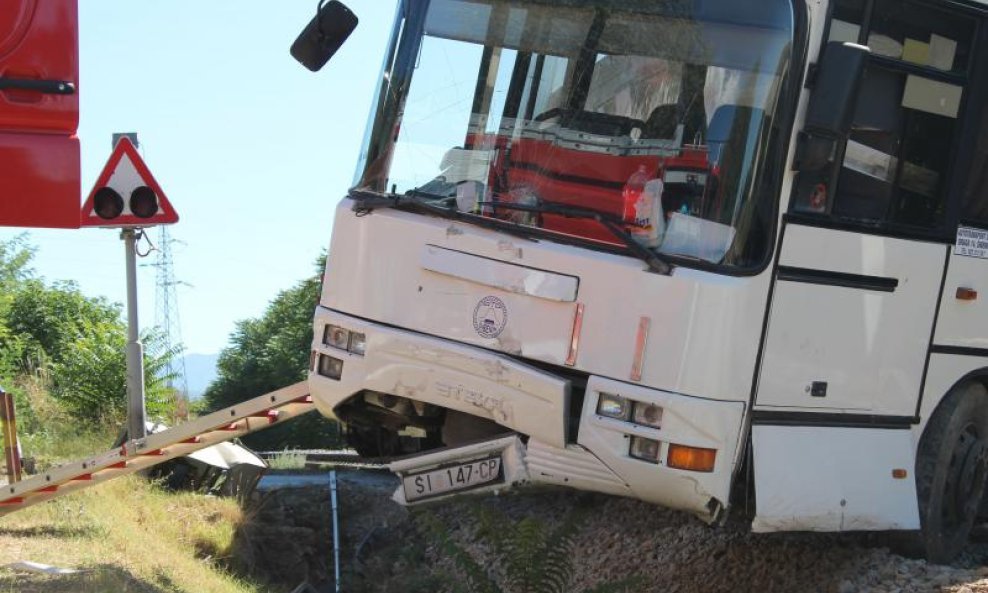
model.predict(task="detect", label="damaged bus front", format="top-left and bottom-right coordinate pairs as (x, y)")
top-left (307, 0), bottom-right (797, 523)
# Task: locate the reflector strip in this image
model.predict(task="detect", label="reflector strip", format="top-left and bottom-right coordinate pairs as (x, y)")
top-left (0, 497), bottom-right (24, 505)
top-left (630, 317), bottom-right (650, 382)
top-left (565, 303), bottom-right (585, 366)
top-left (39, 485), bottom-right (58, 493)
top-left (71, 474), bottom-right (93, 481)
top-left (181, 436), bottom-right (202, 444)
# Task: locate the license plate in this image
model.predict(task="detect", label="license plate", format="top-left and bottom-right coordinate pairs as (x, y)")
top-left (402, 457), bottom-right (502, 502)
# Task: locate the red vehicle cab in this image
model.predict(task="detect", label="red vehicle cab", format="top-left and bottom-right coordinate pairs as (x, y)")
top-left (0, 0), bottom-right (80, 229)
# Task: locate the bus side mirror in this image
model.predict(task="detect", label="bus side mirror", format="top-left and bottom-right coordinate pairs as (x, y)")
top-left (291, 1), bottom-right (359, 72)
top-left (793, 42), bottom-right (870, 172)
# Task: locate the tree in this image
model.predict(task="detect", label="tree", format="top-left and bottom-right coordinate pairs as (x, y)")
top-left (203, 254), bottom-right (340, 450)
top-left (0, 234), bottom-right (36, 380)
top-left (0, 238), bottom-right (178, 425)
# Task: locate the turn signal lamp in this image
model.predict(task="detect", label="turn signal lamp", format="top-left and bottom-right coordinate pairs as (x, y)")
top-left (630, 436), bottom-right (660, 463)
top-left (667, 444), bottom-right (716, 473)
top-left (597, 393), bottom-right (631, 421)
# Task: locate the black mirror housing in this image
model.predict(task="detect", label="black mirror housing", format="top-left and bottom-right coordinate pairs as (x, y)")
top-left (291, 1), bottom-right (359, 72)
top-left (805, 42), bottom-right (870, 137)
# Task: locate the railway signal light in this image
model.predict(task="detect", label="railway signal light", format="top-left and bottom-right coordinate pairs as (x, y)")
top-left (80, 137), bottom-right (178, 228)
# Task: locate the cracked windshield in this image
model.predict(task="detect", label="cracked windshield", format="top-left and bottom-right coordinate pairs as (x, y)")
top-left (356, 0), bottom-right (793, 266)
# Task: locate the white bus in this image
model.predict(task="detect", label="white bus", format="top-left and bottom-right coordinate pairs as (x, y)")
top-left (299, 0), bottom-right (988, 562)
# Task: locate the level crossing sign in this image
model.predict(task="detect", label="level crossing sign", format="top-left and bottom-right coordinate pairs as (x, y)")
top-left (80, 137), bottom-right (178, 228)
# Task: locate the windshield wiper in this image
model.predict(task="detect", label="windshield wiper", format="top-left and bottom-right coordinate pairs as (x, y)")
top-left (348, 189), bottom-right (671, 275)
top-left (349, 187), bottom-right (456, 212)
top-left (477, 201), bottom-right (672, 275)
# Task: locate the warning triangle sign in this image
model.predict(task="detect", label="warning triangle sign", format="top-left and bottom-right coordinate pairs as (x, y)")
top-left (80, 137), bottom-right (179, 228)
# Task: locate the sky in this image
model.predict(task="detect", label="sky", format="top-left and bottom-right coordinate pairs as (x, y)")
top-left (0, 0), bottom-right (399, 355)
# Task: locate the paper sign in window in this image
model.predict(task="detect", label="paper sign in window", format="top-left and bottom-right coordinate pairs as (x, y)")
top-left (844, 140), bottom-right (896, 182)
top-left (829, 19), bottom-right (860, 44)
top-left (929, 34), bottom-right (957, 72)
top-left (902, 39), bottom-right (930, 66)
top-left (902, 76), bottom-right (961, 119)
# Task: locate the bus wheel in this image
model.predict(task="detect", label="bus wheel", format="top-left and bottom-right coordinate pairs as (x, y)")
top-left (916, 382), bottom-right (988, 563)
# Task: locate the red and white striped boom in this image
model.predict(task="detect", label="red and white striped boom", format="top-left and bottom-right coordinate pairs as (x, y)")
top-left (0, 381), bottom-right (314, 516)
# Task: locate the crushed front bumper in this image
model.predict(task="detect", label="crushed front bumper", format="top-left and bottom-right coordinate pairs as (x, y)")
top-left (309, 307), bottom-right (746, 521)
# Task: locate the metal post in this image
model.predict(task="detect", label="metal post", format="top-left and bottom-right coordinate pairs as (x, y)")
top-left (330, 470), bottom-right (341, 593)
top-left (122, 229), bottom-right (147, 440)
top-left (0, 388), bottom-right (21, 483)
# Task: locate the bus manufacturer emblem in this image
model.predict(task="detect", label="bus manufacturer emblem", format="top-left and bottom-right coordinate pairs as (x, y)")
top-left (473, 296), bottom-right (508, 339)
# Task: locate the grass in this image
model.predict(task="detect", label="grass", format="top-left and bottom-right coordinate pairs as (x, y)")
top-left (0, 476), bottom-right (261, 593)
top-left (265, 450), bottom-right (307, 471)
top-left (0, 379), bottom-right (265, 593)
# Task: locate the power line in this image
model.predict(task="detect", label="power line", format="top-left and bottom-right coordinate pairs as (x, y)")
top-left (152, 225), bottom-right (189, 398)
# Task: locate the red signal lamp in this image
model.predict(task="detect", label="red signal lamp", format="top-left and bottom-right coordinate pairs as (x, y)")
top-left (130, 186), bottom-right (158, 219)
top-left (94, 187), bottom-right (124, 220)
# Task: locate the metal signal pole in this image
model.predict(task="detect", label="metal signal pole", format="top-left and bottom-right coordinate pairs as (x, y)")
top-left (123, 228), bottom-right (147, 440)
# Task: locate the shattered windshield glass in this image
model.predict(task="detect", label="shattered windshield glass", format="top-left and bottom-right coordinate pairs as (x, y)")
top-left (354, 0), bottom-right (794, 268)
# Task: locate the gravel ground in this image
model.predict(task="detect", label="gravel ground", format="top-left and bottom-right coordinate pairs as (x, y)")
top-left (240, 470), bottom-right (988, 593)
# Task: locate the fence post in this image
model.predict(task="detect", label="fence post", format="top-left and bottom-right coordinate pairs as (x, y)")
top-left (0, 388), bottom-right (21, 483)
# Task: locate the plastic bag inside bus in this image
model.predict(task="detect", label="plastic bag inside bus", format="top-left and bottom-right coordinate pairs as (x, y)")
top-left (354, 0), bottom-right (794, 268)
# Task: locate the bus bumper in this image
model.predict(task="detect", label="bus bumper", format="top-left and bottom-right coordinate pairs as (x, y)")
top-left (309, 307), bottom-right (746, 522)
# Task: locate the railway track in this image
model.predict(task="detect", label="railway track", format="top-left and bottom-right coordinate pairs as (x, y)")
top-left (258, 449), bottom-right (394, 470)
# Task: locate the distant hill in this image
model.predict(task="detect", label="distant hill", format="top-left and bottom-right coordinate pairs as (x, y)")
top-left (182, 352), bottom-right (219, 399)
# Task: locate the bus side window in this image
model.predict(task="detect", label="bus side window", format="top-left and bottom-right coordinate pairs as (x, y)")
top-left (833, 66), bottom-right (960, 229)
top-left (962, 111), bottom-right (988, 225)
top-left (791, 0), bottom-right (973, 235)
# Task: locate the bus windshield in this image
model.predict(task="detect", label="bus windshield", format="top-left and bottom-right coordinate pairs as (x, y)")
top-left (354, 0), bottom-right (794, 268)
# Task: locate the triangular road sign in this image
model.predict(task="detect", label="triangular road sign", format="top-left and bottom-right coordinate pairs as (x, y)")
top-left (80, 137), bottom-right (178, 228)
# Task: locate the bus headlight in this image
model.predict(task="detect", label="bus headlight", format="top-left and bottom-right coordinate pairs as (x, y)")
top-left (630, 436), bottom-right (661, 463)
top-left (632, 402), bottom-right (663, 428)
top-left (323, 324), bottom-right (366, 355)
top-left (348, 331), bottom-right (367, 355)
top-left (597, 393), bottom-right (631, 421)
top-left (324, 324), bottom-right (350, 350)
top-left (318, 354), bottom-right (344, 380)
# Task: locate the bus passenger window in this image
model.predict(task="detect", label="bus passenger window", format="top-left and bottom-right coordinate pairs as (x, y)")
top-left (791, 0), bottom-right (972, 235)
top-left (832, 66), bottom-right (959, 229)
top-left (962, 112), bottom-right (988, 225)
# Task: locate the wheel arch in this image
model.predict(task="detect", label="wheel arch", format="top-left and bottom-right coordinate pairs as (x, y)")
top-left (915, 358), bottom-right (988, 453)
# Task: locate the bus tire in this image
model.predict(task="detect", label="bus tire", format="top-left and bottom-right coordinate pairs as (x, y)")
top-left (916, 381), bottom-right (988, 563)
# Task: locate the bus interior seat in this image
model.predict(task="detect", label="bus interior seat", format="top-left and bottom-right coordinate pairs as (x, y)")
top-left (643, 104), bottom-right (679, 139)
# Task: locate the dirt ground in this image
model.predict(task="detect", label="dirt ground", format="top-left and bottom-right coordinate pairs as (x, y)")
top-left (234, 469), bottom-right (988, 593)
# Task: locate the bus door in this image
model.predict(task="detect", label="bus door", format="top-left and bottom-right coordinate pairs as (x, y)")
top-left (749, 2), bottom-right (979, 532)
top-left (0, 0), bottom-right (80, 228)
top-left (756, 3), bottom-right (976, 419)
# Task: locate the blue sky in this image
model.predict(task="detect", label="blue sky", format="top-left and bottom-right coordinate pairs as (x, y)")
top-left (0, 1), bottom-right (398, 355)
